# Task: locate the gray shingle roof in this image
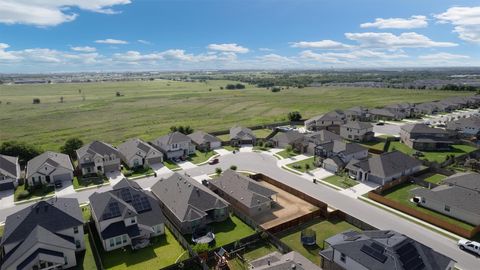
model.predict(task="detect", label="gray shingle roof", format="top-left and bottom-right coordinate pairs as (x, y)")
top-left (305, 130), bottom-right (341, 144)
top-left (319, 140), bottom-right (367, 155)
top-left (306, 110), bottom-right (345, 124)
top-left (443, 172), bottom-right (480, 191)
top-left (271, 130), bottom-right (305, 145)
top-left (348, 151), bottom-right (422, 179)
top-left (76, 140), bottom-right (119, 159)
top-left (188, 131), bottom-right (221, 145)
top-left (151, 132), bottom-right (191, 150)
top-left (369, 108), bottom-right (396, 118)
top-left (342, 121), bottom-right (373, 130)
top-left (320, 230), bottom-right (454, 270)
top-left (151, 172), bottom-right (229, 223)
top-left (230, 126), bottom-right (255, 140)
top-left (118, 138), bottom-right (162, 163)
top-left (0, 154), bottom-right (19, 179)
top-left (250, 251), bottom-right (322, 270)
top-left (401, 123), bottom-right (449, 135)
top-left (26, 151), bottom-right (73, 179)
top-left (209, 169), bottom-right (276, 209)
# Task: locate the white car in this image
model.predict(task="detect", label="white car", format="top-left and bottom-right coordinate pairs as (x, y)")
top-left (458, 239), bottom-right (480, 255)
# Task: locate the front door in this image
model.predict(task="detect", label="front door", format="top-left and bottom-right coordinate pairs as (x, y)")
top-left (46, 175), bottom-right (51, 183)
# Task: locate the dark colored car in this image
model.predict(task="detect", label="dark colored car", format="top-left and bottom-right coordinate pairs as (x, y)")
top-left (209, 158), bottom-right (219, 165)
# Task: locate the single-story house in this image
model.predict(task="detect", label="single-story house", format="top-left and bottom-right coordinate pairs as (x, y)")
top-left (188, 131), bottom-right (222, 151)
top-left (0, 198), bottom-right (85, 270)
top-left (411, 172), bottom-right (480, 226)
top-left (400, 124), bottom-right (453, 151)
top-left (315, 140), bottom-right (369, 173)
top-left (150, 172), bottom-right (230, 234)
top-left (26, 151), bottom-right (74, 187)
top-left (369, 108), bottom-right (403, 121)
top-left (118, 138), bottom-right (163, 169)
top-left (0, 154), bottom-right (20, 191)
top-left (269, 130), bottom-right (305, 149)
top-left (346, 151), bottom-right (422, 185)
top-left (230, 126), bottom-right (256, 146)
top-left (208, 169), bottom-right (277, 217)
top-left (150, 132), bottom-right (196, 160)
top-left (340, 121), bottom-right (374, 142)
top-left (320, 230), bottom-right (455, 270)
top-left (89, 178), bottom-right (166, 251)
top-left (76, 141), bottom-right (121, 176)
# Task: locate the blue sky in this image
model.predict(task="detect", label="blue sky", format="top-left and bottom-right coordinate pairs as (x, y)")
top-left (0, 0), bottom-right (479, 72)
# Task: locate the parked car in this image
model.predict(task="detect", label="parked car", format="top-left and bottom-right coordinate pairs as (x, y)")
top-left (458, 239), bottom-right (480, 255)
top-left (54, 181), bottom-right (63, 188)
top-left (209, 158), bottom-right (219, 165)
top-left (376, 122), bottom-right (385, 126)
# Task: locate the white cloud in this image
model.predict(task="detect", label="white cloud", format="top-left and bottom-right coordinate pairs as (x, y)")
top-left (258, 48), bottom-right (274, 52)
top-left (256, 54), bottom-right (294, 63)
top-left (0, 0), bottom-right (130, 27)
top-left (360, 15), bottom-right (428, 29)
top-left (207, 43), bottom-right (249, 53)
top-left (418, 52), bottom-right (470, 61)
top-left (137, 39), bottom-right (152, 45)
top-left (435, 6), bottom-right (480, 43)
top-left (299, 50), bottom-right (346, 64)
top-left (291, 40), bottom-right (353, 50)
top-left (345, 32), bottom-right (457, 48)
top-left (95, 38), bottom-right (128, 44)
top-left (0, 43), bottom-right (20, 61)
top-left (71, 46), bottom-right (97, 52)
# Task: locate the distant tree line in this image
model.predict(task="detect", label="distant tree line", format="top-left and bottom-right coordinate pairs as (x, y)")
top-left (170, 125), bottom-right (194, 135)
top-left (225, 83), bottom-right (245, 90)
top-left (439, 84), bottom-right (479, 92)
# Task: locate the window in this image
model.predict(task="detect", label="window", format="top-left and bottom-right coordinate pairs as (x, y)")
top-left (74, 226), bottom-right (79, 234)
top-left (76, 240), bottom-right (81, 248)
top-left (421, 197), bottom-right (426, 203)
top-left (115, 236), bottom-right (122, 245)
top-left (340, 253), bottom-right (346, 263)
top-left (122, 235), bottom-right (128, 244)
top-left (109, 239), bottom-right (115, 247)
top-left (131, 218), bottom-right (136, 224)
top-left (445, 205), bottom-right (450, 212)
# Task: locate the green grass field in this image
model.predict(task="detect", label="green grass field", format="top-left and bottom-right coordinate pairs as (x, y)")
top-left (287, 157), bottom-right (315, 173)
top-left (0, 79), bottom-right (471, 151)
top-left (322, 175), bottom-right (358, 189)
top-left (76, 234), bottom-right (98, 270)
top-left (388, 142), bottom-right (477, 163)
top-left (423, 173), bottom-right (447, 184)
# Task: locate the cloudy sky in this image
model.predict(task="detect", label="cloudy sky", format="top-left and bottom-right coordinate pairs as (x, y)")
top-left (0, 0), bottom-right (479, 73)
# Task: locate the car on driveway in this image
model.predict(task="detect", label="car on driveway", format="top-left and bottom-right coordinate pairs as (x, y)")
top-left (209, 158), bottom-right (219, 165)
top-left (458, 239), bottom-right (480, 255)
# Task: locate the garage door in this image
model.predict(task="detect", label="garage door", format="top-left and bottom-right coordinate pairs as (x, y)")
top-left (104, 164), bottom-right (120, 173)
top-left (53, 173), bottom-right (72, 182)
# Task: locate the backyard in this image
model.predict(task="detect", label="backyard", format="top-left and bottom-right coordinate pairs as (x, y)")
top-left (382, 182), bottom-right (475, 230)
top-left (252, 129), bottom-right (274, 138)
top-left (75, 234), bottom-right (98, 270)
top-left (322, 175), bottom-right (358, 189)
top-left (228, 239), bottom-right (279, 270)
top-left (358, 137), bottom-right (386, 151)
top-left (279, 218), bottom-right (359, 265)
top-left (286, 157), bottom-right (315, 173)
top-left (387, 142), bottom-right (477, 163)
top-left (423, 173), bottom-right (447, 184)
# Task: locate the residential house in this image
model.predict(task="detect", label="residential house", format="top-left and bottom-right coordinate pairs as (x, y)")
top-left (346, 151), bottom-right (422, 185)
top-left (118, 138), bottom-right (163, 169)
top-left (249, 251), bottom-right (322, 270)
top-left (411, 172), bottom-right (480, 226)
top-left (230, 126), bottom-right (256, 146)
top-left (320, 230), bottom-right (455, 270)
top-left (0, 198), bottom-right (85, 270)
top-left (446, 116), bottom-right (480, 136)
top-left (340, 121), bottom-right (374, 142)
top-left (208, 169), bottom-right (277, 217)
top-left (26, 151), bottom-right (74, 187)
top-left (89, 179), bottom-right (166, 251)
top-left (304, 110), bottom-right (346, 133)
top-left (400, 123), bottom-right (454, 151)
top-left (384, 103), bottom-right (414, 119)
top-left (188, 131), bottom-right (222, 151)
top-left (150, 132), bottom-right (195, 160)
top-left (151, 172), bottom-right (230, 234)
top-left (414, 102), bottom-right (438, 115)
top-left (269, 130), bottom-right (305, 149)
top-left (369, 108), bottom-right (403, 121)
top-left (345, 106), bottom-right (370, 121)
top-left (0, 154), bottom-right (20, 191)
top-left (315, 140), bottom-right (369, 173)
top-left (76, 141), bottom-right (121, 176)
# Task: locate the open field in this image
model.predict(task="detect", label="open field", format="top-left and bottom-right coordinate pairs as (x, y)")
top-left (0, 80), bottom-right (472, 151)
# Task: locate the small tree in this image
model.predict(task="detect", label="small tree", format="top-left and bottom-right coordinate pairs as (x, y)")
top-left (60, 138), bottom-right (84, 159)
top-left (215, 167), bottom-right (222, 175)
top-left (60, 96), bottom-right (64, 103)
top-left (230, 165), bottom-right (237, 170)
top-left (32, 98), bottom-right (40, 104)
top-left (288, 111), bottom-right (302, 121)
top-left (305, 163), bottom-right (311, 172)
top-left (285, 145), bottom-right (293, 153)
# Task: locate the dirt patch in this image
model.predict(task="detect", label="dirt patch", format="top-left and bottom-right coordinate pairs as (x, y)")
top-left (252, 181), bottom-right (318, 229)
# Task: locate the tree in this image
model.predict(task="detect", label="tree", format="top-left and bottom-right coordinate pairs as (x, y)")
top-left (288, 111), bottom-right (302, 121)
top-left (60, 138), bottom-right (84, 159)
top-left (0, 141), bottom-right (42, 165)
top-left (60, 96), bottom-right (64, 103)
top-left (215, 167), bottom-right (222, 175)
top-left (32, 98), bottom-right (40, 104)
top-left (230, 165), bottom-right (237, 170)
top-left (271, 87), bottom-right (281, 92)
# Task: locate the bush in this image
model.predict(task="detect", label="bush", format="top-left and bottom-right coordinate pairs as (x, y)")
top-left (123, 170), bottom-right (133, 177)
top-left (215, 167), bottom-right (222, 175)
top-left (271, 87), bottom-right (281, 92)
top-left (288, 111), bottom-right (302, 121)
top-left (32, 98), bottom-right (40, 104)
top-left (17, 190), bottom-right (30, 200)
top-left (230, 165), bottom-right (237, 170)
top-left (285, 145), bottom-right (293, 152)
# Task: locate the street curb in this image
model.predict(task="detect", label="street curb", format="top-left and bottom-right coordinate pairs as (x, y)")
top-left (281, 165), bottom-right (303, 175)
top-left (74, 182), bottom-right (110, 192)
top-left (14, 194), bottom-right (55, 205)
top-left (127, 173), bottom-right (155, 180)
top-left (195, 154), bottom-right (221, 166)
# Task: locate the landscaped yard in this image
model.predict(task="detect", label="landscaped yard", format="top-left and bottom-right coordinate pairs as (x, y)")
top-left (188, 150), bottom-right (216, 164)
top-left (252, 129), bottom-right (274, 138)
top-left (279, 218), bottom-right (359, 265)
top-left (322, 175), bottom-right (358, 189)
top-left (14, 184), bottom-right (55, 202)
top-left (75, 234), bottom-right (98, 270)
top-left (387, 142), bottom-right (477, 163)
top-left (228, 240), bottom-right (279, 270)
top-left (73, 175), bottom-right (106, 190)
top-left (286, 157), bottom-right (315, 173)
top-left (358, 138), bottom-right (386, 151)
top-left (223, 145), bottom-right (240, 152)
top-left (382, 182), bottom-right (475, 230)
top-left (163, 160), bottom-right (180, 170)
top-left (276, 149), bottom-right (299, 159)
top-left (97, 228), bottom-right (187, 270)
top-left (122, 167), bottom-right (154, 179)
top-left (423, 173), bottom-right (447, 184)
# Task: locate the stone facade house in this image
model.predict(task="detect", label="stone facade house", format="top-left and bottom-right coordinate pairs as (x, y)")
top-left (26, 151), bottom-right (74, 187)
top-left (446, 116), bottom-right (480, 136)
top-left (76, 141), bottom-right (121, 176)
top-left (151, 132), bottom-right (195, 160)
top-left (304, 110), bottom-right (346, 133)
top-left (230, 126), bottom-right (256, 146)
top-left (340, 121), bottom-right (374, 142)
top-left (188, 131), bottom-right (222, 151)
top-left (118, 138), bottom-right (163, 169)
top-left (315, 140), bottom-right (369, 173)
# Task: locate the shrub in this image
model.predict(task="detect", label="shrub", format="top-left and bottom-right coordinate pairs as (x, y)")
top-left (285, 145), bottom-right (293, 152)
top-left (215, 167), bottom-right (222, 175)
top-left (230, 165), bottom-right (237, 170)
top-left (288, 111), bottom-right (302, 121)
top-left (17, 190), bottom-right (30, 200)
top-left (271, 87), bottom-right (281, 92)
top-left (32, 98), bottom-right (40, 104)
top-left (123, 170), bottom-right (133, 177)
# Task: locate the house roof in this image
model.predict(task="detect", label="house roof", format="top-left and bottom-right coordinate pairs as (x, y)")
top-left (345, 106), bottom-right (368, 115)
top-left (318, 140), bottom-right (367, 155)
top-left (209, 169), bottom-right (277, 209)
top-left (0, 198), bottom-right (83, 252)
top-left (26, 151), bottom-right (73, 179)
top-left (342, 121), bottom-right (373, 130)
top-left (443, 172), bottom-right (480, 191)
top-left (369, 108), bottom-right (396, 118)
top-left (151, 173), bottom-right (229, 223)
top-left (320, 230), bottom-right (454, 270)
top-left (230, 126), bottom-right (256, 140)
top-left (305, 130), bottom-right (341, 144)
top-left (401, 124), bottom-right (449, 135)
top-left (348, 151), bottom-right (422, 179)
top-left (249, 251), bottom-right (322, 270)
top-left (447, 116), bottom-right (480, 130)
top-left (271, 130), bottom-right (305, 145)
top-left (118, 138), bottom-right (162, 162)
top-left (151, 132), bottom-right (191, 150)
top-left (188, 131), bottom-right (221, 145)
top-left (76, 140), bottom-right (119, 159)
top-left (0, 154), bottom-right (19, 179)
top-left (306, 110), bottom-right (345, 124)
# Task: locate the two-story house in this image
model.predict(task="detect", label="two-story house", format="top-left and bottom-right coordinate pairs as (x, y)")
top-left (315, 140), bottom-right (369, 173)
top-left (89, 179), bottom-right (166, 251)
top-left (446, 116), bottom-right (480, 137)
top-left (0, 154), bottom-right (20, 191)
top-left (344, 106), bottom-right (370, 122)
top-left (118, 138), bottom-right (163, 169)
top-left (150, 132), bottom-right (195, 160)
top-left (400, 123), bottom-right (454, 151)
top-left (384, 103), bottom-right (414, 119)
top-left (151, 172), bottom-right (230, 234)
top-left (76, 141), bottom-right (121, 176)
top-left (340, 121), bottom-right (374, 142)
top-left (26, 151), bottom-right (74, 187)
top-left (304, 110), bottom-right (346, 133)
top-left (0, 198), bottom-right (85, 270)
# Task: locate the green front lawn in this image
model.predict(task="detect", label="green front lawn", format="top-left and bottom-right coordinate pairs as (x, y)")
top-left (73, 175), bottom-right (106, 190)
top-left (223, 145), bottom-right (240, 152)
top-left (286, 157), bottom-right (315, 173)
top-left (323, 175), bottom-right (358, 189)
top-left (279, 218), bottom-right (359, 265)
top-left (423, 174), bottom-right (447, 184)
top-left (163, 160), bottom-right (180, 170)
top-left (122, 167), bottom-right (154, 179)
top-left (388, 142), bottom-right (477, 163)
top-left (190, 215), bottom-right (255, 250)
top-left (228, 240), bottom-right (279, 270)
top-left (252, 129), bottom-right (273, 138)
top-left (276, 149), bottom-right (299, 159)
top-left (383, 182), bottom-right (475, 230)
top-left (14, 184), bottom-right (55, 202)
top-left (188, 150), bottom-right (216, 164)
top-left (75, 233), bottom-right (98, 270)
top-left (99, 228), bottom-right (187, 270)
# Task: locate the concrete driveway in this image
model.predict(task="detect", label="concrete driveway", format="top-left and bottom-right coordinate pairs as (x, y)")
top-left (106, 171), bottom-right (125, 186)
top-left (373, 123), bottom-right (401, 137)
top-left (55, 180), bottom-right (75, 196)
top-left (177, 161), bottom-right (197, 170)
top-left (0, 190), bottom-right (15, 209)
